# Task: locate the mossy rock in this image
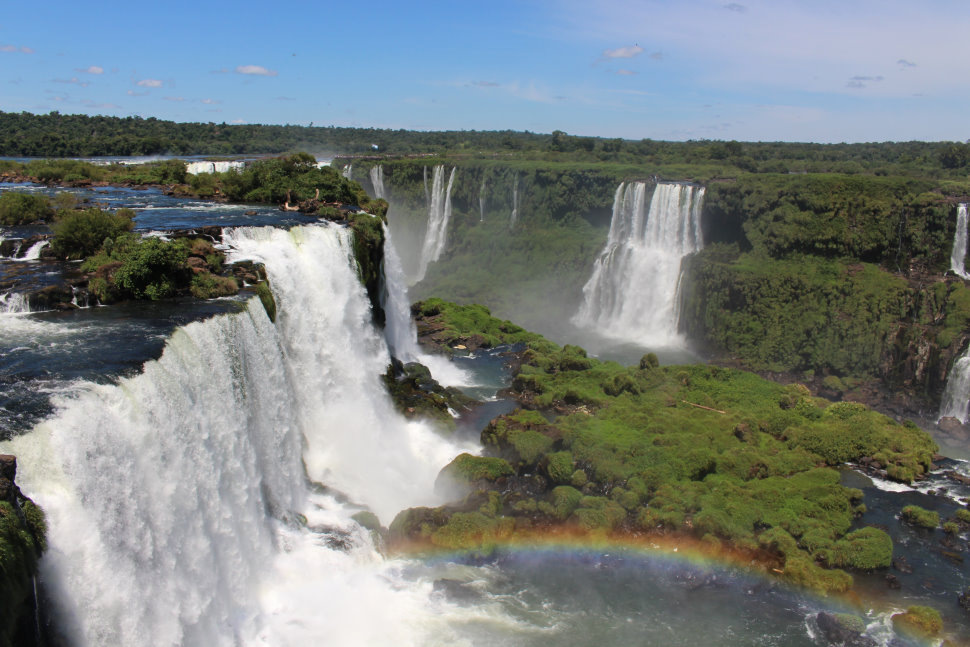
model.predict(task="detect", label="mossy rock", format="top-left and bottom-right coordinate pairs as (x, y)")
top-left (901, 505), bottom-right (939, 529)
top-left (254, 281), bottom-right (276, 322)
top-left (436, 454), bottom-right (514, 494)
top-left (891, 605), bottom-right (943, 637)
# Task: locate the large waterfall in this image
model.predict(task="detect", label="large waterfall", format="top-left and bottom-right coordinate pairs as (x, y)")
top-left (939, 347), bottom-right (970, 423)
top-left (510, 174), bottom-right (520, 227)
top-left (369, 165), bottom-right (386, 199)
top-left (573, 182), bottom-right (704, 346)
top-left (413, 166), bottom-right (456, 283)
top-left (3, 224), bottom-right (474, 646)
top-left (951, 203), bottom-right (969, 279)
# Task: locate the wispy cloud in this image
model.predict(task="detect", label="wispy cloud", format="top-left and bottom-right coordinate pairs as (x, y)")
top-left (897, 59), bottom-right (916, 68)
top-left (617, 69), bottom-right (637, 76)
top-left (53, 77), bottom-right (89, 87)
top-left (235, 64), bottom-right (277, 76)
top-left (723, 3), bottom-right (747, 13)
top-left (231, 119), bottom-right (246, 124)
top-left (846, 75), bottom-right (884, 89)
top-left (649, 51), bottom-right (663, 62)
top-left (201, 98), bottom-right (221, 104)
top-left (127, 90), bottom-right (149, 97)
top-left (602, 45), bottom-right (643, 59)
top-left (76, 65), bottom-right (103, 74)
top-left (472, 80), bottom-right (500, 87)
top-left (1, 44), bottom-right (33, 53)
top-left (83, 101), bottom-right (120, 109)
top-left (137, 79), bottom-right (163, 88)
top-left (163, 96), bottom-right (185, 102)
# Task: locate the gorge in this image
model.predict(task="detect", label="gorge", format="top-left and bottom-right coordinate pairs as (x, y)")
top-left (2, 154), bottom-right (970, 646)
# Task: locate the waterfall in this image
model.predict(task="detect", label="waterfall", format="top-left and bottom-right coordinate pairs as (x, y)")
top-left (370, 165), bottom-right (386, 200)
top-left (2, 224), bottom-right (474, 647)
top-left (342, 164), bottom-right (352, 180)
top-left (510, 174), bottom-right (519, 227)
top-left (479, 178), bottom-right (486, 222)
top-left (185, 161), bottom-right (245, 175)
top-left (413, 166), bottom-right (456, 283)
top-left (939, 348), bottom-right (970, 423)
top-left (423, 166), bottom-right (430, 206)
top-left (951, 203), bottom-right (969, 279)
top-left (18, 240), bottom-right (48, 261)
top-left (573, 182), bottom-right (705, 346)
top-left (0, 292), bottom-right (30, 314)
top-left (383, 227), bottom-right (471, 386)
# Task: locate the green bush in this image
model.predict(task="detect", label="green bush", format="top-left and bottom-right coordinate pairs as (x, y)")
top-left (892, 606), bottom-right (943, 637)
top-left (0, 191), bottom-right (53, 225)
top-left (190, 272), bottom-right (239, 299)
top-left (51, 207), bottom-right (134, 259)
top-left (113, 238), bottom-right (190, 300)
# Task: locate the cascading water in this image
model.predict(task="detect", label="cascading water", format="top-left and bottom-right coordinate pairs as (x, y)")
top-left (185, 161), bottom-right (245, 175)
top-left (479, 178), bottom-right (486, 222)
top-left (342, 164), bottom-right (353, 180)
top-left (950, 203), bottom-right (969, 279)
top-left (423, 166), bottom-right (430, 207)
top-left (2, 223), bottom-right (476, 646)
top-left (939, 347), bottom-right (970, 423)
top-left (0, 292), bottom-right (30, 314)
top-left (413, 166), bottom-right (456, 283)
top-left (510, 174), bottom-right (519, 227)
top-left (573, 182), bottom-right (704, 347)
top-left (370, 165), bottom-right (386, 200)
top-left (18, 240), bottom-right (48, 261)
top-left (383, 227), bottom-right (471, 386)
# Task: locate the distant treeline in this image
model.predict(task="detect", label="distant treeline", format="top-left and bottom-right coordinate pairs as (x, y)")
top-left (2, 110), bottom-right (970, 178)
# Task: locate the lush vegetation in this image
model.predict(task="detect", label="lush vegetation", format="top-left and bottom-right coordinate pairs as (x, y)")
top-left (392, 302), bottom-right (938, 595)
top-left (0, 191), bottom-right (53, 226)
top-left (0, 495), bottom-right (46, 647)
top-left (6, 111), bottom-right (970, 183)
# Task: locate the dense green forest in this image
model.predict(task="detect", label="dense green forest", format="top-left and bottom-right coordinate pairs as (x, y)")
top-left (3, 110), bottom-right (970, 181)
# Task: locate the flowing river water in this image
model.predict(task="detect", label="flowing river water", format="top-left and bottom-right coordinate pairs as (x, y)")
top-left (0, 181), bottom-right (967, 646)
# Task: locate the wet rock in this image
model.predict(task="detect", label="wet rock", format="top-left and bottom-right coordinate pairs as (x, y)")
top-left (886, 573), bottom-right (901, 589)
top-left (892, 556), bottom-right (913, 574)
top-left (815, 612), bottom-right (877, 647)
top-left (0, 454), bottom-right (17, 502)
top-left (938, 416), bottom-right (970, 441)
top-left (959, 587), bottom-right (970, 612)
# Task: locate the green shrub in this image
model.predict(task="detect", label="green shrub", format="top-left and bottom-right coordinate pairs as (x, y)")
top-left (51, 207), bottom-right (134, 259)
top-left (0, 191), bottom-right (53, 225)
top-left (826, 527), bottom-right (893, 569)
top-left (113, 238), bottom-right (190, 300)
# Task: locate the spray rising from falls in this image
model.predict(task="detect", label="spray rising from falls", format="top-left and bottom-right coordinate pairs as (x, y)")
top-left (939, 347), bottom-right (970, 423)
top-left (413, 165), bottom-right (456, 283)
top-left (951, 203), bottom-right (969, 279)
top-left (4, 224), bottom-right (475, 646)
top-left (573, 182), bottom-right (704, 347)
top-left (370, 165), bottom-right (386, 200)
top-left (479, 177), bottom-right (486, 222)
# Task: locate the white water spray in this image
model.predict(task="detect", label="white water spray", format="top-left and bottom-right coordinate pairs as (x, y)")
top-left (16, 240), bottom-right (48, 261)
top-left (479, 178), bottom-right (486, 222)
top-left (370, 165), bottom-right (386, 200)
top-left (3, 224), bottom-right (476, 647)
top-left (414, 166), bottom-right (456, 283)
top-left (939, 347), bottom-right (970, 423)
top-left (342, 164), bottom-right (353, 180)
top-left (951, 203), bottom-right (969, 279)
top-left (573, 182), bottom-right (704, 347)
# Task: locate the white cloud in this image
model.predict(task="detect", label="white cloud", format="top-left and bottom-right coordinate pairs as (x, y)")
top-left (164, 96), bottom-right (185, 102)
top-left (617, 69), bottom-right (637, 76)
top-left (0, 44), bottom-right (30, 53)
top-left (201, 98), bottom-right (220, 104)
top-left (235, 65), bottom-right (277, 76)
top-left (137, 79), bottom-right (163, 88)
top-left (77, 65), bottom-right (103, 74)
top-left (127, 90), bottom-right (149, 96)
top-left (602, 45), bottom-right (643, 59)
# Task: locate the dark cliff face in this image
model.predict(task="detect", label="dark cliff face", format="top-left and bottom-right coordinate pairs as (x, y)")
top-left (0, 454), bottom-right (47, 647)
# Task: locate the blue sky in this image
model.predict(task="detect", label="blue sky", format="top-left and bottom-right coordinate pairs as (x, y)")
top-left (2, 0), bottom-right (968, 143)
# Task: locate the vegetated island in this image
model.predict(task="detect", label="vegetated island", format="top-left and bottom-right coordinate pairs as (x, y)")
top-left (385, 299), bottom-right (962, 640)
top-left (0, 154), bottom-right (388, 319)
